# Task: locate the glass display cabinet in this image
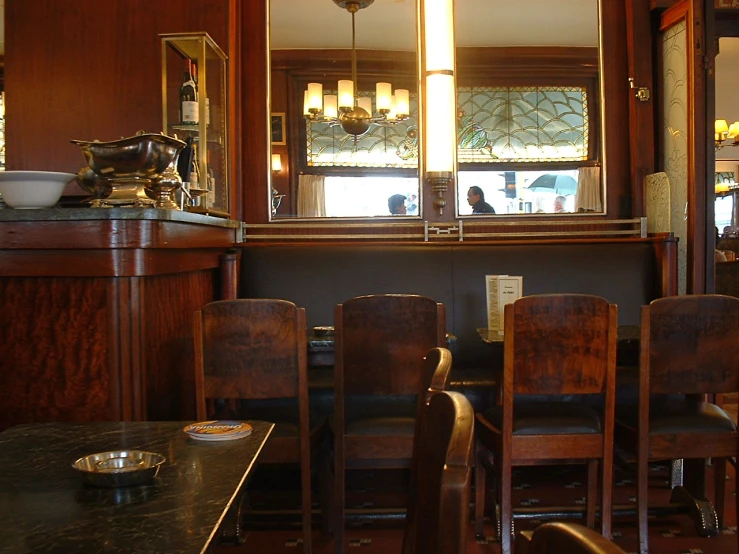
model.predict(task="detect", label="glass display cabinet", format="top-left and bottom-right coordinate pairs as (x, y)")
top-left (161, 32), bottom-right (229, 217)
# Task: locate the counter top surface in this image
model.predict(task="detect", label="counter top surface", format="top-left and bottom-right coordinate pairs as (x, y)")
top-left (0, 420), bottom-right (273, 554)
top-left (0, 206), bottom-right (241, 228)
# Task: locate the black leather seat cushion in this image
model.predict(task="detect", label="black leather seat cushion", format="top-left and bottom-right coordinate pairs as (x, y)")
top-left (329, 394), bottom-right (418, 437)
top-left (480, 402), bottom-right (602, 435)
top-left (617, 398), bottom-right (737, 434)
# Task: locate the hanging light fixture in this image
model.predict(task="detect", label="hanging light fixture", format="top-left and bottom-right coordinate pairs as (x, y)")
top-left (715, 119), bottom-right (739, 150)
top-left (303, 0), bottom-right (410, 137)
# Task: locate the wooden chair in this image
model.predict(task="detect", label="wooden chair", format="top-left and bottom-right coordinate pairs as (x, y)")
top-left (474, 294), bottom-right (618, 554)
top-left (194, 298), bottom-right (327, 554)
top-left (402, 346), bottom-right (454, 554)
top-left (516, 522), bottom-right (628, 554)
top-left (614, 294), bottom-right (739, 554)
top-left (333, 294), bottom-right (446, 554)
top-left (402, 390), bottom-right (475, 554)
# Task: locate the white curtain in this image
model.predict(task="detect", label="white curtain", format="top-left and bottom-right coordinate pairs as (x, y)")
top-left (297, 174), bottom-right (327, 217)
top-left (575, 166), bottom-right (602, 212)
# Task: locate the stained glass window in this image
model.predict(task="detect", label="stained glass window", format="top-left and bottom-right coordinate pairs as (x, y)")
top-left (306, 92), bottom-right (419, 168)
top-left (457, 86), bottom-right (588, 163)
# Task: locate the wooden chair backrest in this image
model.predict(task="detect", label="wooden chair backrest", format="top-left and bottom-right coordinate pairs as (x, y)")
top-left (519, 522), bottom-right (627, 554)
top-left (194, 299), bottom-right (308, 418)
top-left (643, 294), bottom-right (739, 395)
top-left (402, 347), bottom-right (454, 554)
top-left (335, 294), bottom-right (446, 396)
top-left (505, 294), bottom-right (618, 396)
top-left (404, 391), bottom-right (474, 554)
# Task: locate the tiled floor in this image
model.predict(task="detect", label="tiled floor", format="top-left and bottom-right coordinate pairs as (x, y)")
top-left (216, 460), bottom-right (739, 554)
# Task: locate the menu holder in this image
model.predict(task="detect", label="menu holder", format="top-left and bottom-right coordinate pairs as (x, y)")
top-left (486, 275), bottom-right (523, 334)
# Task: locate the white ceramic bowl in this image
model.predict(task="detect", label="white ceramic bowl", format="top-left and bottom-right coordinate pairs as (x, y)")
top-left (0, 171), bottom-right (77, 209)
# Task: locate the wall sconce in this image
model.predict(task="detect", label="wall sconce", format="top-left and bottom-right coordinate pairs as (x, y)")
top-left (422, 0), bottom-right (456, 215)
top-left (716, 119), bottom-right (739, 150)
top-left (270, 154), bottom-right (285, 216)
top-left (271, 153), bottom-right (282, 173)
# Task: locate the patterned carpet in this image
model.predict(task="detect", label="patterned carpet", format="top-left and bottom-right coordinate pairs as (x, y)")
top-left (217, 457), bottom-right (739, 554)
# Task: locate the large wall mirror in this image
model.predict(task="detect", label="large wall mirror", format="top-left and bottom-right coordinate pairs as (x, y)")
top-left (454, 0), bottom-right (604, 217)
top-left (269, 0), bottom-right (419, 219)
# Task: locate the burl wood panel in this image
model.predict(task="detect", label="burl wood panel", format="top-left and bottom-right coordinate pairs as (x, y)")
top-left (143, 270), bottom-right (216, 421)
top-left (0, 278), bottom-right (111, 430)
top-left (5, 0), bottom-right (229, 176)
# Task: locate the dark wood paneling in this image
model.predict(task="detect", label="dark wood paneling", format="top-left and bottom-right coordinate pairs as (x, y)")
top-left (626, 0), bottom-right (657, 218)
top-left (5, 0), bottom-right (229, 181)
top-left (241, 0), bottom-right (269, 223)
top-left (0, 278), bottom-right (112, 429)
top-left (144, 270), bottom-right (216, 421)
top-left (601, 0), bottom-right (633, 218)
top-left (0, 250), bottom-right (226, 277)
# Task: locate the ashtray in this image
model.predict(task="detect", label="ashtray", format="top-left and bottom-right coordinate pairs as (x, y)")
top-left (313, 326), bottom-right (335, 338)
top-left (72, 450), bottom-right (166, 488)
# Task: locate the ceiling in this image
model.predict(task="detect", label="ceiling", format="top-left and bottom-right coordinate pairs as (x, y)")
top-left (270, 0), bottom-right (598, 50)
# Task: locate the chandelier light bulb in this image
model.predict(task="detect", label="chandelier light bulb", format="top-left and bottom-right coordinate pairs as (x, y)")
top-left (375, 82), bottom-right (392, 112)
top-left (338, 80), bottom-right (355, 110)
top-left (395, 89), bottom-right (410, 117)
top-left (324, 95), bottom-right (339, 119)
top-left (357, 96), bottom-right (373, 116)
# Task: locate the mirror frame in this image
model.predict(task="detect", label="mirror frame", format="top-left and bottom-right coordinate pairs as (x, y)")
top-left (240, 0), bottom-right (631, 229)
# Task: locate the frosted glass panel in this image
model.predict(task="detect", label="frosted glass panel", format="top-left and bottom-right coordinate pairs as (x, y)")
top-left (662, 20), bottom-right (688, 295)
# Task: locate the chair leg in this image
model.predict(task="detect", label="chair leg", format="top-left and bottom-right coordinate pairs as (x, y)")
top-left (333, 445), bottom-right (345, 554)
top-left (637, 448), bottom-right (649, 554)
top-left (301, 451), bottom-right (313, 554)
top-left (501, 457), bottom-right (513, 554)
top-left (474, 440), bottom-right (487, 537)
top-left (735, 460), bottom-right (739, 554)
top-left (714, 456), bottom-right (727, 528)
top-left (601, 450), bottom-right (613, 539)
top-left (586, 459), bottom-right (597, 529)
top-left (319, 446), bottom-right (333, 535)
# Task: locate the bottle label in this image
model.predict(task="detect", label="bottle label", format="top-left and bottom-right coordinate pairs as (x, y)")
top-left (182, 101), bottom-right (199, 124)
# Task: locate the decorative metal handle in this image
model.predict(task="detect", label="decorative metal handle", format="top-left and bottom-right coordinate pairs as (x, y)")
top-left (628, 78), bottom-right (651, 102)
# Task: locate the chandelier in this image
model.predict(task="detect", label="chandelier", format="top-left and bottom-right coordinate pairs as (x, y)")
top-left (715, 119), bottom-right (739, 150)
top-left (303, 0), bottom-right (410, 137)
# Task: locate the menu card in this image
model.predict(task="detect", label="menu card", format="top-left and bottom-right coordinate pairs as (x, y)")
top-left (486, 275), bottom-right (523, 334)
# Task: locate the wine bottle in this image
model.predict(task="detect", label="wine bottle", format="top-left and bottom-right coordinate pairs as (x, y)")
top-left (206, 151), bottom-right (216, 207)
top-left (180, 59), bottom-right (199, 125)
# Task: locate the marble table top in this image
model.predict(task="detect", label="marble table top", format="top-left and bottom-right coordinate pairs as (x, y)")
top-left (0, 207), bottom-right (240, 228)
top-left (0, 420), bottom-right (274, 553)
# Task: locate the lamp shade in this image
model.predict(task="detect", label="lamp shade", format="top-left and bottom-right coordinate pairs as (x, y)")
top-left (395, 89), bottom-right (410, 117)
top-left (376, 82), bottom-right (392, 111)
top-left (716, 119), bottom-right (730, 135)
top-left (271, 154), bottom-right (282, 173)
top-left (307, 83), bottom-right (323, 112)
top-left (324, 95), bottom-right (339, 119)
top-left (424, 0), bottom-right (455, 72)
top-left (338, 80), bottom-right (354, 109)
top-left (425, 73), bottom-right (456, 173)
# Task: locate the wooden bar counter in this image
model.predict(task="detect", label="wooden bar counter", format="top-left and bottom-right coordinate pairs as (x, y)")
top-left (0, 208), bottom-right (241, 430)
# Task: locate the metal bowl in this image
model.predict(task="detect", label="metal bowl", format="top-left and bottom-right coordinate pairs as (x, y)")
top-left (71, 133), bottom-right (186, 180)
top-left (72, 450), bottom-right (166, 488)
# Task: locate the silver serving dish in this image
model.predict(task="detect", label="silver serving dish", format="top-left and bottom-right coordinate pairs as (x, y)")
top-left (71, 132), bottom-right (186, 209)
top-left (71, 133), bottom-right (186, 180)
top-left (72, 450), bottom-right (166, 488)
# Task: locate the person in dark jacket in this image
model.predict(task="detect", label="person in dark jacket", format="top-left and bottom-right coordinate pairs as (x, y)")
top-left (467, 186), bottom-right (495, 214)
top-left (388, 194), bottom-right (407, 215)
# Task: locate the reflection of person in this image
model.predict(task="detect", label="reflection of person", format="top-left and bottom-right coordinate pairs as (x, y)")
top-left (388, 194), bottom-right (407, 215)
top-left (467, 186), bottom-right (495, 214)
top-left (554, 195), bottom-right (567, 213)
